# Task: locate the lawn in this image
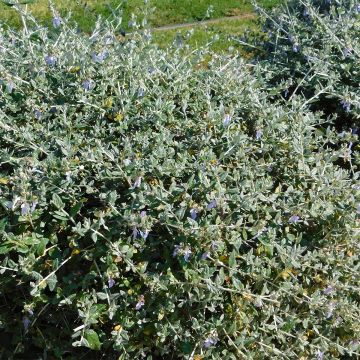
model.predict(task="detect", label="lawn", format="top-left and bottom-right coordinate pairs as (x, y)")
top-left (0, 0), bottom-right (281, 52)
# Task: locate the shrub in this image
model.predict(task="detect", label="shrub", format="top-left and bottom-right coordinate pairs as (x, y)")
top-left (0, 3), bottom-right (359, 359)
top-left (247, 0), bottom-right (360, 134)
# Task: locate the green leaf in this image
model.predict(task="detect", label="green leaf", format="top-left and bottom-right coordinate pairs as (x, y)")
top-left (84, 329), bottom-right (101, 350)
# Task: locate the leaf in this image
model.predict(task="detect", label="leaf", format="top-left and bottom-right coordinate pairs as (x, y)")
top-left (84, 329), bottom-right (101, 350)
top-left (52, 193), bottom-right (64, 209)
top-left (47, 274), bottom-right (57, 291)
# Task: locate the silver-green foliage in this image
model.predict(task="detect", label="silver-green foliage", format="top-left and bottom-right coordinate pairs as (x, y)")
top-left (0, 3), bottom-right (359, 359)
top-left (249, 0), bottom-right (360, 133)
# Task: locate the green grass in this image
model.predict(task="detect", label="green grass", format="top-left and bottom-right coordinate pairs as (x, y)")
top-left (0, 0), bottom-right (280, 30)
top-left (0, 0), bottom-right (281, 52)
top-left (152, 17), bottom-right (259, 54)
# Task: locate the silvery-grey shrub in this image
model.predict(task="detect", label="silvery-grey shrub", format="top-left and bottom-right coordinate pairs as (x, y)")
top-left (246, 0), bottom-right (359, 136)
top-left (0, 2), bottom-right (359, 359)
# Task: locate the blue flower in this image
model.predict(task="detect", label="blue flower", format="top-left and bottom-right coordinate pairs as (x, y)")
top-left (52, 16), bottom-right (62, 28)
top-left (23, 317), bottom-right (31, 331)
top-left (139, 229), bottom-right (149, 240)
top-left (201, 251), bottom-right (210, 260)
top-left (137, 88), bottom-right (145, 98)
top-left (316, 350), bottom-right (324, 360)
top-left (50, 106), bottom-right (57, 114)
top-left (207, 199), bottom-right (217, 210)
top-left (223, 114), bottom-right (231, 127)
top-left (183, 247), bottom-right (192, 262)
top-left (255, 129), bottom-right (263, 140)
top-left (34, 110), bottom-right (42, 119)
top-left (132, 226), bottom-right (138, 239)
top-left (21, 203), bottom-right (30, 216)
top-left (293, 44), bottom-right (300, 53)
top-left (131, 176), bottom-right (142, 189)
top-left (343, 47), bottom-right (351, 57)
top-left (355, 4), bottom-right (360, 14)
top-left (135, 295), bottom-right (145, 310)
top-left (323, 285), bottom-right (335, 295)
top-left (289, 215), bottom-right (300, 223)
top-left (82, 79), bottom-right (94, 91)
top-left (21, 201), bottom-right (37, 216)
top-left (173, 245), bottom-right (181, 257)
top-left (190, 208), bottom-right (198, 220)
top-left (340, 99), bottom-right (351, 113)
top-left (204, 336), bottom-right (218, 348)
top-left (45, 55), bottom-right (56, 67)
top-left (91, 51), bottom-right (108, 63)
top-left (108, 278), bottom-right (115, 288)
top-left (6, 81), bottom-right (14, 93)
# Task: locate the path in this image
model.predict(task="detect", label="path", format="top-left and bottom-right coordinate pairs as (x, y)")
top-left (150, 13), bottom-right (256, 32)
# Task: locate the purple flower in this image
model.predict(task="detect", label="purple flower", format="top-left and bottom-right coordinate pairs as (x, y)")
top-left (23, 317), bottom-right (31, 331)
top-left (293, 44), bottom-right (300, 53)
top-left (21, 203), bottom-right (30, 216)
top-left (21, 201), bottom-right (37, 216)
top-left (52, 16), bottom-right (62, 28)
top-left (140, 210), bottom-right (147, 218)
top-left (190, 208), bottom-right (198, 220)
top-left (173, 245), bottom-right (181, 257)
top-left (201, 252), bottom-right (210, 260)
top-left (349, 339), bottom-right (360, 349)
top-left (34, 110), bottom-right (42, 119)
top-left (137, 88), bottom-right (145, 98)
top-left (204, 336), bottom-right (218, 348)
top-left (108, 278), bottom-right (115, 288)
top-left (289, 215), bottom-right (300, 223)
top-left (340, 99), bottom-right (351, 113)
top-left (316, 350), bottom-right (324, 360)
top-left (211, 241), bottom-right (218, 250)
top-left (91, 51), bottom-right (108, 63)
top-left (135, 295), bottom-right (145, 310)
top-left (132, 226), bottom-right (138, 239)
top-left (139, 229), bottom-right (149, 240)
top-left (323, 285), bottom-right (335, 295)
top-left (325, 301), bottom-right (336, 319)
top-left (30, 201), bottom-right (37, 213)
top-left (132, 176), bottom-right (142, 189)
top-left (183, 247), bottom-right (192, 262)
top-left (82, 79), bottom-right (94, 91)
top-left (148, 66), bottom-right (156, 75)
top-left (6, 81), bottom-right (14, 93)
top-left (343, 47), bottom-right (351, 57)
top-left (207, 199), bottom-right (217, 210)
top-left (45, 55), bottom-right (56, 67)
top-left (223, 114), bottom-right (231, 127)
top-left (255, 129), bottom-right (263, 140)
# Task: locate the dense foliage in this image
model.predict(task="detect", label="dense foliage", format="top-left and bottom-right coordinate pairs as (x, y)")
top-left (0, 1), bottom-right (359, 359)
top-left (249, 0), bottom-right (360, 133)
